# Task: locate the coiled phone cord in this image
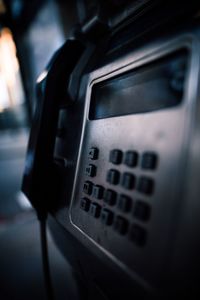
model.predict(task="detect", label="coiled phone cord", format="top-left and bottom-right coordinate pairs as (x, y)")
top-left (40, 218), bottom-right (55, 300)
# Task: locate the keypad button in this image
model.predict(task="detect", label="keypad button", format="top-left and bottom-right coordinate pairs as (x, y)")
top-left (83, 181), bottom-right (93, 195)
top-left (124, 151), bottom-right (138, 167)
top-left (109, 149), bottom-right (123, 165)
top-left (121, 172), bottom-right (135, 190)
top-left (114, 216), bottom-right (129, 235)
top-left (93, 185), bottom-right (104, 199)
top-left (134, 201), bottom-right (151, 221)
top-left (137, 177), bottom-right (154, 195)
top-left (85, 164), bottom-right (97, 177)
top-left (101, 209), bottom-right (114, 225)
top-left (107, 169), bottom-right (120, 185)
top-left (104, 189), bottom-right (117, 206)
top-left (141, 152), bottom-right (158, 170)
top-left (80, 198), bottom-right (91, 212)
top-left (118, 194), bottom-right (132, 212)
top-left (88, 147), bottom-right (99, 160)
top-left (89, 203), bottom-right (101, 218)
top-left (129, 224), bottom-right (147, 246)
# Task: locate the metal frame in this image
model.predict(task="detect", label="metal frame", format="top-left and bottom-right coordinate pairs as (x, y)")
top-left (67, 32), bottom-right (200, 289)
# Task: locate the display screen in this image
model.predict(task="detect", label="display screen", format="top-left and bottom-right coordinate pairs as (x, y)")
top-left (89, 50), bottom-right (188, 120)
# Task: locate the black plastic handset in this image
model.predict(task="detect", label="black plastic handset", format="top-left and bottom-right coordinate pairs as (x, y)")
top-left (22, 39), bottom-right (85, 218)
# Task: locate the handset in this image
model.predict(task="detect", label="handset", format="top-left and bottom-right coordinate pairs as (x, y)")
top-left (22, 38), bottom-right (85, 218)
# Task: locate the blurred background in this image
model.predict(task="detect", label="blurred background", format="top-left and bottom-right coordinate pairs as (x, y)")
top-left (0, 1), bottom-right (81, 299)
top-left (1, 1), bottom-right (200, 299)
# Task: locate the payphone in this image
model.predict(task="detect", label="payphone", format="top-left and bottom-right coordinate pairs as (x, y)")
top-left (22, 1), bottom-right (200, 299)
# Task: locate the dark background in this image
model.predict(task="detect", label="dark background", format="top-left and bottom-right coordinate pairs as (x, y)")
top-left (0, 1), bottom-right (80, 299)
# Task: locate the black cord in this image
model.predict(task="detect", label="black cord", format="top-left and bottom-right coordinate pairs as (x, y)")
top-left (40, 218), bottom-right (55, 300)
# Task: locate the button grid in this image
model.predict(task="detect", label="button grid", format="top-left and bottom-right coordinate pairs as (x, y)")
top-left (80, 147), bottom-right (158, 247)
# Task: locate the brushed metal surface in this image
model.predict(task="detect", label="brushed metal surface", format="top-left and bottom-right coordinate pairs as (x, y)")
top-left (57, 33), bottom-right (200, 290)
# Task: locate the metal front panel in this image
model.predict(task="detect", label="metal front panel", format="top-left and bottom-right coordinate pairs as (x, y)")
top-left (69, 36), bottom-right (200, 288)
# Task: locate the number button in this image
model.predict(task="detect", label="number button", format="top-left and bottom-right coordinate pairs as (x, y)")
top-left (107, 169), bottom-right (120, 185)
top-left (104, 189), bottom-right (117, 206)
top-left (88, 147), bottom-right (99, 160)
top-left (133, 201), bottom-right (151, 221)
top-left (137, 177), bottom-right (154, 195)
top-left (141, 152), bottom-right (158, 170)
top-left (85, 164), bottom-right (96, 177)
top-left (93, 185), bottom-right (104, 199)
top-left (80, 198), bottom-right (91, 212)
top-left (109, 149), bottom-right (123, 165)
top-left (118, 194), bottom-right (132, 212)
top-left (124, 151), bottom-right (138, 167)
top-left (114, 216), bottom-right (129, 235)
top-left (121, 172), bottom-right (135, 190)
top-left (101, 209), bottom-right (114, 225)
top-left (89, 203), bottom-right (101, 218)
top-left (83, 181), bottom-right (93, 195)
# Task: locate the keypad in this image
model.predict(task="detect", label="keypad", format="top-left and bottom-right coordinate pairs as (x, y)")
top-left (80, 147), bottom-right (158, 248)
